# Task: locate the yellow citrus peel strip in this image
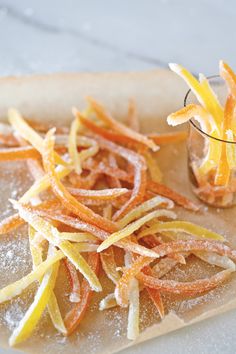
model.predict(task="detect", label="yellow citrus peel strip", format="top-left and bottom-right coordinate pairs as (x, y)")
top-left (97, 209), bottom-right (176, 252)
top-left (137, 221), bottom-right (225, 241)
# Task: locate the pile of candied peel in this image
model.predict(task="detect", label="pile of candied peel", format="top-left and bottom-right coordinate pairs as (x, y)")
top-left (0, 97), bottom-right (235, 347)
top-left (168, 61), bottom-right (236, 206)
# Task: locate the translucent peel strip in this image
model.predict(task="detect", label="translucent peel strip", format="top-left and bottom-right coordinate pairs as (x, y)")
top-left (100, 246), bottom-right (120, 285)
top-left (142, 266), bottom-right (165, 319)
top-left (127, 278), bottom-right (140, 340)
top-left (0, 146), bottom-right (41, 161)
top-left (0, 250), bottom-right (63, 304)
top-left (138, 221), bottom-right (225, 241)
top-left (64, 252), bottom-right (100, 335)
top-left (138, 268), bottom-right (233, 295)
top-left (226, 130), bottom-right (236, 169)
top-left (126, 98), bottom-right (139, 132)
top-left (59, 232), bottom-right (97, 243)
top-left (142, 150), bottom-right (162, 183)
top-left (99, 293), bottom-right (117, 310)
top-left (0, 213), bottom-right (24, 235)
top-left (47, 292), bottom-right (67, 334)
top-left (149, 131), bottom-right (187, 145)
top-left (68, 117), bottom-right (81, 174)
top-left (220, 60), bottom-right (236, 100)
top-left (167, 104), bottom-right (214, 133)
top-left (68, 187), bottom-right (129, 200)
top-left (148, 180), bottom-right (199, 211)
top-left (64, 259), bottom-right (81, 303)
top-left (215, 95), bottom-right (235, 185)
top-left (9, 261), bottom-right (59, 346)
top-left (193, 251), bottom-right (236, 270)
top-left (97, 210), bottom-right (176, 252)
top-left (117, 195), bottom-right (174, 229)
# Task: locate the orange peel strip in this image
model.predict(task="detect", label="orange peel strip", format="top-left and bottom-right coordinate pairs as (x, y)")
top-left (0, 146), bottom-right (41, 161)
top-left (68, 117), bottom-right (81, 174)
top-left (169, 63), bottom-right (223, 128)
top-left (77, 111), bottom-right (142, 149)
top-left (87, 97), bottom-right (159, 152)
top-left (64, 259), bottom-right (81, 303)
top-left (100, 246), bottom-right (120, 285)
top-left (148, 180), bottom-right (199, 211)
top-left (115, 240), bottom-right (236, 306)
top-left (167, 104), bottom-right (214, 133)
top-left (220, 60), bottom-right (236, 100)
top-left (106, 153), bottom-right (122, 188)
top-left (138, 268), bottom-right (232, 295)
top-left (94, 135), bottom-right (147, 220)
top-left (126, 99), bottom-right (139, 132)
top-left (67, 187), bottom-right (129, 200)
top-left (142, 266), bottom-right (165, 319)
top-left (0, 213), bottom-right (24, 235)
top-left (64, 252), bottom-right (100, 335)
top-left (215, 95), bottom-right (236, 185)
top-left (99, 293), bottom-right (117, 310)
top-left (149, 131), bottom-right (187, 145)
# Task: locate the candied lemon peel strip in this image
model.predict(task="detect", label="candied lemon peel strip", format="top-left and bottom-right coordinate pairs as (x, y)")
top-left (97, 209), bottom-right (176, 252)
top-left (137, 220), bottom-right (225, 241)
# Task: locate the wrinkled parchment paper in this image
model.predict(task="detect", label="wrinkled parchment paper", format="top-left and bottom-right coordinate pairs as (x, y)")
top-left (0, 69), bottom-right (235, 354)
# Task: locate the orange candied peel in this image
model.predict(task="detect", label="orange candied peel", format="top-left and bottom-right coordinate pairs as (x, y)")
top-left (168, 61), bottom-right (236, 206)
top-left (0, 97), bottom-right (234, 347)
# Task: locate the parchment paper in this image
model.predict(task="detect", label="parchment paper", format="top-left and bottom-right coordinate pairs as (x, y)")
top-left (0, 69), bottom-right (235, 354)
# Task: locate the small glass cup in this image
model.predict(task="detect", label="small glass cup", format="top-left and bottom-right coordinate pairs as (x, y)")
top-left (185, 76), bottom-right (236, 208)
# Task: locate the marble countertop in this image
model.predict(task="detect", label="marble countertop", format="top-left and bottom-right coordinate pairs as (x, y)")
top-left (0, 0), bottom-right (235, 76)
top-left (0, 1), bottom-right (236, 353)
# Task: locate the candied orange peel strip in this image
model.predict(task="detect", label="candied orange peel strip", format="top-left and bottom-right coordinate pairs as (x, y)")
top-left (126, 98), bottom-right (140, 132)
top-left (168, 61), bottom-right (236, 203)
top-left (148, 131), bottom-right (187, 145)
top-left (87, 97), bottom-right (159, 152)
top-left (115, 239), bottom-right (236, 306)
top-left (215, 95), bottom-right (235, 185)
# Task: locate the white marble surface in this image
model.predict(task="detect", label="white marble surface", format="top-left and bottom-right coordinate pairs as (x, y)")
top-left (0, 0), bottom-right (235, 76)
top-left (0, 1), bottom-right (236, 353)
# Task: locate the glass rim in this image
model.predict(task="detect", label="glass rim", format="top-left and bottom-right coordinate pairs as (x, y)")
top-left (184, 74), bottom-right (236, 145)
